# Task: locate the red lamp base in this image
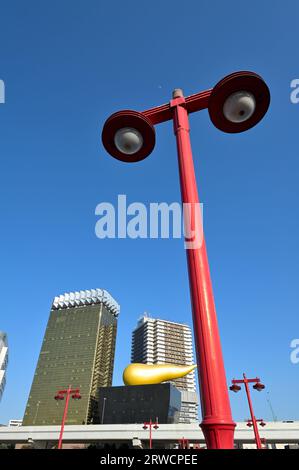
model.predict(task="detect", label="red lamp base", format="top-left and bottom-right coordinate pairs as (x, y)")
top-left (200, 420), bottom-right (236, 449)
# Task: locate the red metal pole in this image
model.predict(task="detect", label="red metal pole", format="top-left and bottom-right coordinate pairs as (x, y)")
top-left (171, 93), bottom-right (236, 449)
top-left (58, 386), bottom-right (71, 450)
top-left (243, 374), bottom-right (262, 449)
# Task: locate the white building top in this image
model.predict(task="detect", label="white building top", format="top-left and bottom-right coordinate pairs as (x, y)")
top-left (136, 314), bottom-right (191, 331)
top-left (51, 289), bottom-right (120, 317)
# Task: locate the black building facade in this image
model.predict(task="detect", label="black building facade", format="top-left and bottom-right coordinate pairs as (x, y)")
top-left (98, 384), bottom-right (181, 424)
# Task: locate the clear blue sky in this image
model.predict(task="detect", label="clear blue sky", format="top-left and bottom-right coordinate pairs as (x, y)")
top-left (0, 0), bottom-right (298, 424)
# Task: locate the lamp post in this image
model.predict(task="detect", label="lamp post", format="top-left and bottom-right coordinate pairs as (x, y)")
top-left (230, 373), bottom-right (266, 449)
top-left (54, 385), bottom-right (81, 449)
top-left (179, 437), bottom-right (190, 449)
top-left (246, 418), bottom-right (267, 448)
top-left (101, 397), bottom-right (107, 424)
top-left (102, 71), bottom-right (270, 449)
top-left (143, 418), bottom-right (159, 449)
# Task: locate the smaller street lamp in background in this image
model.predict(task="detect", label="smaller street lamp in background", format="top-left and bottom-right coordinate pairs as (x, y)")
top-left (230, 373), bottom-right (265, 449)
top-left (178, 437), bottom-right (190, 449)
top-left (54, 385), bottom-right (81, 449)
top-left (247, 418), bottom-right (266, 428)
top-left (143, 418), bottom-right (159, 449)
top-left (246, 418), bottom-right (267, 448)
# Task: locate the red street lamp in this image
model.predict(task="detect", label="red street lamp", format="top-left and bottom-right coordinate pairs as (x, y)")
top-left (54, 385), bottom-right (81, 449)
top-left (247, 419), bottom-right (266, 428)
top-left (230, 373), bottom-right (266, 449)
top-left (178, 437), bottom-right (190, 449)
top-left (143, 418), bottom-right (159, 449)
top-left (102, 71), bottom-right (270, 449)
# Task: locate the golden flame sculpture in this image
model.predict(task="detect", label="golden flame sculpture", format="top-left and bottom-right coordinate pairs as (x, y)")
top-left (123, 363), bottom-right (197, 386)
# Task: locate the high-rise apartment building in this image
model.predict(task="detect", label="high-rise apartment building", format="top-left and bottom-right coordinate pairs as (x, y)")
top-left (23, 289), bottom-right (119, 426)
top-left (0, 331), bottom-right (8, 401)
top-left (131, 315), bottom-right (198, 423)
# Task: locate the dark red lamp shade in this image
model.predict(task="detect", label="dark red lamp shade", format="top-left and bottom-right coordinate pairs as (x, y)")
top-left (102, 110), bottom-right (155, 162)
top-left (54, 394), bottom-right (64, 400)
top-left (208, 71), bottom-right (270, 133)
top-left (253, 382), bottom-right (265, 392)
top-left (72, 393), bottom-right (82, 399)
top-left (229, 384), bottom-right (241, 393)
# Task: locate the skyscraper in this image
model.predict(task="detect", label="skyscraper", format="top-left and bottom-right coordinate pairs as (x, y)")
top-left (131, 315), bottom-right (198, 423)
top-left (0, 332), bottom-right (8, 401)
top-left (23, 289), bottom-right (119, 426)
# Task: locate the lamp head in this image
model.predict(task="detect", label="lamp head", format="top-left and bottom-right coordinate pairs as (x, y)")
top-left (229, 384), bottom-right (241, 393)
top-left (114, 127), bottom-right (143, 155)
top-left (72, 393), bottom-right (82, 399)
top-left (102, 110), bottom-right (155, 162)
top-left (253, 381), bottom-right (265, 392)
top-left (54, 394), bottom-right (64, 401)
top-left (223, 91), bottom-right (256, 123)
top-left (208, 71), bottom-right (270, 133)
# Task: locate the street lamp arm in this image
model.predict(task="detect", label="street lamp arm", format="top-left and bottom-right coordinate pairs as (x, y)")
top-left (57, 388), bottom-right (80, 396)
top-left (231, 377), bottom-right (261, 384)
top-left (185, 89), bottom-right (212, 114)
top-left (142, 102), bottom-right (172, 125)
top-left (142, 89), bottom-right (212, 125)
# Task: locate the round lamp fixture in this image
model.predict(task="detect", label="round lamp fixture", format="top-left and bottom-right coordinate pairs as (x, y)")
top-left (229, 384), bottom-right (241, 393)
top-left (72, 393), bottom-right (82, 399)
top-left (223, 91), bottom-right (256, 123)
top-left (253, 382), bottom-right (265, 392)
top-left (102, 110), bottom-right (155, 162)
top-left (54, 394), bottom-right (64, 400)
top-left (208, 71), bottom-right (270, 133)
top-left (114, 127), bottom-right (143, 155)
